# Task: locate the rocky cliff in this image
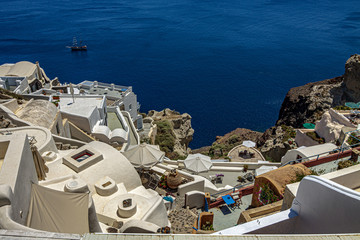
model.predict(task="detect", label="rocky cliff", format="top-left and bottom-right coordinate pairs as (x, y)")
top-left (192, 128), bottom-right (263, 158)
top-left (277, 54), bottom-right (360, 127)
top-left (195, 54), bottom-right (360, 162)
top-left (147, 108), bottom-right (194, 158)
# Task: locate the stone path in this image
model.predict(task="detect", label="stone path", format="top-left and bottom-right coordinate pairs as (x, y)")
top-left (168, 197), bottom-right (198, 234)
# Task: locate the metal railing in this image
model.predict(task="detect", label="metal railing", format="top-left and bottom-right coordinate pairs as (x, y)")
top-left (210, 182), bottom-right (253, 198)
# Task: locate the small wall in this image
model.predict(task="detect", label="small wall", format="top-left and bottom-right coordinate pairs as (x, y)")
top-left (0, 105), bottom-right (31, 127)
top-left (1, 99), bottom-right (19, 113)
top-left (141, 196), bottom-right (169, 228)
top-left (68, 121), bottom-right (96, 143)
top-left (237, 200), bottom-right (283, 224)
top-left (282, 163), bottom-right (360, 210)
top-left (60, 111), bottom-right (94, 135)
top-left (0, 134), bottom-right (38, 225)
top-left (329, 108), bottom-right (355, 128)
top-left (49, 111), bottom-right (66, 137)
top-left (295, 129), bottom-right (319, 147)
top-left (185, 191), bottom-right (205, 209)
top-left (178, 180), bottom-right (205, 197)
top-left (292, 176), bottom-right (360, 233)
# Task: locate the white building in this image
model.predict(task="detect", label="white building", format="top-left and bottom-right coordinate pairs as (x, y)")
top-left (281, 143), bottom-right (337, 165)
top-left (216, 164), bottom-right (360, 235)
top-left (53, 94), bottom-right (138, 149)
top-left (0, 127), bottom-right (168, 234)
top-left (77, 81), bottom-right (143, 130)
top-left (0, 61), bottom-right (57, 94)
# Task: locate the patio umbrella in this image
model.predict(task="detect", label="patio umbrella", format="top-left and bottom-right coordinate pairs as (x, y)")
top-left (123, 143), bottom-right (165, 169)
top-left (184, 154), bottom-right (212, 173)
top-left (242, 140), bottom-right (256, 148)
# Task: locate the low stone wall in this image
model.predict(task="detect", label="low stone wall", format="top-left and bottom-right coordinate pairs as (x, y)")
top-left (178, 180), bottom-right (205, 197)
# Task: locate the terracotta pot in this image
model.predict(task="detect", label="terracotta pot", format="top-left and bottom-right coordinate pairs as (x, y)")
top-left (167, 170), bottom-right (182, 189)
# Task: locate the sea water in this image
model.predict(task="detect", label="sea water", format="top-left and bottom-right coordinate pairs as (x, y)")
top-left (0, 0), bottom-right (359, 148)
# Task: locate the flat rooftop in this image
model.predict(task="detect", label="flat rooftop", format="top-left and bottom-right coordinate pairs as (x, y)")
top-left (57, 96), bottom-right (104, 115)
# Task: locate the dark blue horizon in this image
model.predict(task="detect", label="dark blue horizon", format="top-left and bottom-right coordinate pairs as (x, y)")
top-left (0, 0), bottom-right (359, 148)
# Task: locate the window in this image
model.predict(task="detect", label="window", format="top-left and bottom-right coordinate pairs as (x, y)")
top-left (63, 147), bottom-right (103, 172)
top-left (72, 151), bottom-right (93, 162)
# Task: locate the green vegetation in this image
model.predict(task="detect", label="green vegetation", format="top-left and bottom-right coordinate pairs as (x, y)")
top-left (208, 134), bottom-right (241, 158)
top-left (281, 125), bottom-right (296, 143)
top-left (291, 169), bottom-right (325, 183)
top-left (264, 154), bottom-right (277, 162)
top-left (140, 137), bottom-right (150, 144)
top-left (333, 105), bottom-right (351, 111)
top-left (155, 120), bottom-right (175, 154)
top-left (201, 222), bottom-right (214, 231)
top-left (259, 184), bottom-right (280, 205)
top-left (306, 131), bottom-right (325, 144)
top-left (237, 176), bottom-right (245, 182)
top-left (167, 152), bottom-right (187, 160)
top-left (347, 133), bottom-right (360, 146)
top-left (338, 160), bottom-right (359, 170)
top-left (243, 164), bottom-right (249, 172)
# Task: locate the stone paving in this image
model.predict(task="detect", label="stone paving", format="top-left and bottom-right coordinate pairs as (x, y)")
top-left (168, 197), bottom-right (198, 234)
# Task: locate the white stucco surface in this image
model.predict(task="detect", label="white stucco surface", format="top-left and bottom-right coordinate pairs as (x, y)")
top-left (281, 143), bottom-right (337, 165)
top-left (44, 141), bottom-right (141, 193)
top-left (0, 126), bottom-right (58, 154)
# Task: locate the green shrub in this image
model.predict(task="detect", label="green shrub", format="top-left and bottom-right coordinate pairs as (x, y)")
top-left (306, 131), bottom-right (325, 144)
top-left (281, 125), bottom-right (296, 143)
top-left (264, 154), bottom-right (278, 162)
top-left (259, 184), bottom-right (280, 205)
top-left (347, 133), bottom-right (360, 146)
top-left (333, 105), bottom-right (351, 110)
top-left (155, 120), bottom-right (175, 153)
top-left (338, 160), bottom-right (359, 170)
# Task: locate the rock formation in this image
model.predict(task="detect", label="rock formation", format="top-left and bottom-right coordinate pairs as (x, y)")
top-left (257, 126), bottom-right (297, 162)
top-left (192, 128), bottom-right (263, 158)
top-left (195, 55), bottom-right (360, 162)
top-left (276, 77), bottom-right (343, 128)
top-left (277, 54), bottom-right (360, 127)
top-left (147, 108), bottom-right (194, 158)
top-left (343, 54), bottom-right (360, 102)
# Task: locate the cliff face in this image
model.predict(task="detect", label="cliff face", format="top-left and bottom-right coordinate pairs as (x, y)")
top-left (276, 54), bottom-right (360, 127)
top-left (276, 76), bottom-right (344, 128)
top-left (192, 128), bottom-right (263, 158)
top-left (195, 54), bottom-right (360, 162)
top-left (343, 54), bottom-right (360, 102)
top-left (148, 108), bottom-right (194, 158)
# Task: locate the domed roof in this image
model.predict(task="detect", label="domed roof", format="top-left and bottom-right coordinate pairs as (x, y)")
top-left (17, 100), bottom-right (58, 129)
top-left (46, 141), bottom-right (142, 193)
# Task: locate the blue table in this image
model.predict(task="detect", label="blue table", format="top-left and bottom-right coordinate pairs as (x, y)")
top-left (222, 195), bottom-right (235, 206)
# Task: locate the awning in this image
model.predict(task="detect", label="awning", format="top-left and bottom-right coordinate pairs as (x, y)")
top-left (27, 184), bottom-right (89, 234)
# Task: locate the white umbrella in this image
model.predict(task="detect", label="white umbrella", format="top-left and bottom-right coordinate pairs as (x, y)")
top-left (123, 143), bottom-right (165, 169)
top-left (184, 153), bottom-right (212, 173)
top-left (242, 140), bottom-right (256, 148)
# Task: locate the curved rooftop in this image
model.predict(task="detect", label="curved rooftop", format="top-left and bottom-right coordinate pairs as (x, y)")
top-left (0, 61), bottom-right (36, 77)
top-left (45, 141), bottom-right (142, 192)
top-left (16, 100), bottom-right (58, 129)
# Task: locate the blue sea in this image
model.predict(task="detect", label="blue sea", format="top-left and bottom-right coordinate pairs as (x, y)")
top-left (0, 0), bottom-right (359, 148)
